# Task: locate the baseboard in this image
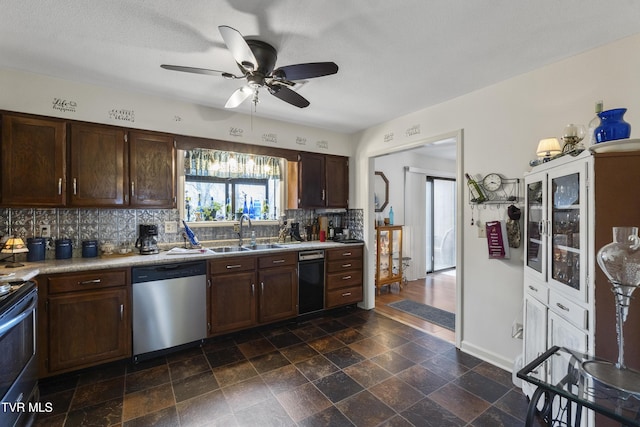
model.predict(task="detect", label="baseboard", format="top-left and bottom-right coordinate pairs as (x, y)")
top-left (459, 340), bottom-right (515, 373)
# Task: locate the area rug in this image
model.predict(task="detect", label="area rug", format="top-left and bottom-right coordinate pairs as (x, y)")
top-left (387, 300), bottom-right (455, 331)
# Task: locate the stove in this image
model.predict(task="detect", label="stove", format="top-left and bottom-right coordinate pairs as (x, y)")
top-left (0, 279), bottom-right (36, 316)
top-left (0, 279), bottom-right (38, 427)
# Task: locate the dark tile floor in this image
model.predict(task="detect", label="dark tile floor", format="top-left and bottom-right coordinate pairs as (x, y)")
top-left (35, 307), bottom-right (533, 426)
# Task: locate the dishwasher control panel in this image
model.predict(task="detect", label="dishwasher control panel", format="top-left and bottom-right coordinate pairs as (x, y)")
top-left (132, 261), bottom-right (207, 283)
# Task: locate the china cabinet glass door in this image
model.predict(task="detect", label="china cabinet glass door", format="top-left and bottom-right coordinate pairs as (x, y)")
top-left (525, 175), bottom-right (547, 281)
top-left (547, 164), bottom-right (587, 302)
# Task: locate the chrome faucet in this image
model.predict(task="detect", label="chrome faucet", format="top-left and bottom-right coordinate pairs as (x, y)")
top-left (238, 214), bottom-right (252, 247)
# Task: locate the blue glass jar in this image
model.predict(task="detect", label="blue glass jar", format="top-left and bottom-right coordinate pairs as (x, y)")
top-left (595, 108), bottom-right (631, 143)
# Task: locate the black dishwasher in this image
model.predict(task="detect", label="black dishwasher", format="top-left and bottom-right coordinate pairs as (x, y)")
top-left (298, 250), bottom-right (325, 315)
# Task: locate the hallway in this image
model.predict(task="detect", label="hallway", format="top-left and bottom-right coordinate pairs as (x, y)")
top-left (375, 270), bottom-right (456, 342)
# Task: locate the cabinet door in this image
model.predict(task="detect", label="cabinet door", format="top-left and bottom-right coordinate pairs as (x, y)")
top-left (48, 288), bottom-right (130, 373)
top-left (547, 310), bottom-right (588, 426)
top-left (210, 271), bottom-right (257, 334)
top-left (298, 152), bottom-right (325, 207)
top-left (523, 295), bottom-right (547, 367)
top-left (524, 172), bottom-right (547, 281)
top-left (522, 294), bottom-right (548, 400)
top-left (129, 131), bottom-right (176, 208)
top-left (70, 124), bottom-right (126, 206)
top-left (325, 155), bottom-right (348, 207)
top-left (547, 162), bottom-right (588, 303)
top-left (258, 267), bottom-right (298, 324)
top-left (1, 115), bottom-right (66, 206)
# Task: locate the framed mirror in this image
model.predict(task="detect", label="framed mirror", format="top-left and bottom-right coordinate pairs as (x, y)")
top-left (374, 171), bottom-right (389, 212)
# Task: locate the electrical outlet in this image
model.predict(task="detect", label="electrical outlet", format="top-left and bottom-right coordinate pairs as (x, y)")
top-left (40, 224), bottom-right (51, 238)
top-left (233, 224), bottom-right (240, 233)
top-left (164, 221), bottom-right (177, 233)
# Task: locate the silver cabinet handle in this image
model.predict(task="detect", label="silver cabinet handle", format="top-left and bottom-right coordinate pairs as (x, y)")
top-left (261, 282), bottom-right (264, 295)
top-left (528, 285), bottom-right (538, 292)
top-left (342, 275), bottom-right (352, 280)
top-left (131, 181), bottom-right (135, 197)
top-left (58, 178), bottom-right (62, 195)
top-left (322, 189), bottom-right (325, 201)
top-left (226, 264), bottom-right (242, 269)
top-left (78, 279), bottom-right (101, 285)
top-left (272, 259), bottom-right (285, 264)
top-left (556, 303), bottom-right (570, 312)
top-left (342, 263), bottom-right (352, 268)
top-left (341, 292), bottom-right (352, 297)
top-left (343, 252), bottom-right (352, 257)
top-left (251, 283), bottom-right (255, 297)
top-left (73, 178), bottom-right (77, 195)
top-left (120, 304), bottom-right (124, 321)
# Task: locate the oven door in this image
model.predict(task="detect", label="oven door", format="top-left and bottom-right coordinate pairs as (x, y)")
top-left (0, 288), bottom-right (38, 427)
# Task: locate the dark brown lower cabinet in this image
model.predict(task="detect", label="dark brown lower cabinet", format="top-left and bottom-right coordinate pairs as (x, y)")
top-left (38, 268), bottom-right (131, 377)
top-left (209, 253), bottom-right (297, 336)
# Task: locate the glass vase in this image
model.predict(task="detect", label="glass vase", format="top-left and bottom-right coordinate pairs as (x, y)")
top-left (583, 226), bottom-right (640, 394)
top-left (594, 108), bottom-right (631, 143)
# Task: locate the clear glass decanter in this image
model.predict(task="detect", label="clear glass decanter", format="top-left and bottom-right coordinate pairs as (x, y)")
top-left (583, 226), bottom-right (640, 394)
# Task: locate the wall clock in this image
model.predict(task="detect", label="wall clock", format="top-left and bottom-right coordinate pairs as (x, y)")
top-left (482, 173), bottom-right (503, 191)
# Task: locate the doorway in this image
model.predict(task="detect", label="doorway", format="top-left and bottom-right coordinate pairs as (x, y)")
top-left (426, 176), bottom-right (456, 273)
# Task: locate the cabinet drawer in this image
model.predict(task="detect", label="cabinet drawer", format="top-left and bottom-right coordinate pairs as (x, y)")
top-left (327, 258), bottom-right (363, 273)
top-left (327, 270), bottom-right (363, 290)
top-left (210, 256), bottom-right (256, 275)
top-left (549, 291), bottom-right (587, 329)
top-left (326, 285), bottom-right (362, 308)
top-left (258, 252), bottom-right (297, 269)
top-left (48, 269), bottom-right (128, 294)
top-left (326, 247), bottom-right (363, 261)
top-left (524, 281), bottom-right (548, 304)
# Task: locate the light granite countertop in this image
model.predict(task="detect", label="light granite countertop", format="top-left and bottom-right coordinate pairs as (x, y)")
top-left (2, 240), bottom-right (364, 281)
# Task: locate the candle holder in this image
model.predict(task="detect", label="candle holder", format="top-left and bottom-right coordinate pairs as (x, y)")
top-left (582, 226), bottom-right (640, 394)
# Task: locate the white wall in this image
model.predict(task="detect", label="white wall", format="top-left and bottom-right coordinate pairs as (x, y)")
top-left (0, 68), bottom-right (353, 157)
top-left (354, 33), bottom-right (640, 370)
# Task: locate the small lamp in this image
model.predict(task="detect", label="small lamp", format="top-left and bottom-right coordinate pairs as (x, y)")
top-left (2, 236), bottom-right (29, 268)
top-left (536, 137), bottom-right (562, 162)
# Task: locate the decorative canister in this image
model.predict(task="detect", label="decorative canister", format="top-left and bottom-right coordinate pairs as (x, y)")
top-left (26, 237), bottom-right (46, 262)
top-left (82, 240), bottom-right (98, 258)
top-left (595, 108), bottom-right (631, 143)
top-left (55, 238), bottom-right (72, 259)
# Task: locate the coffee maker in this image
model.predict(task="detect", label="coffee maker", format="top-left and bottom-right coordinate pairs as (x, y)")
top-left (135, 224), bottom-right (159, 255)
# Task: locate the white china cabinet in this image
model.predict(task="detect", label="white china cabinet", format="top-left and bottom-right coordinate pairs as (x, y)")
top-left (523, 151), bottom-right (594, 400)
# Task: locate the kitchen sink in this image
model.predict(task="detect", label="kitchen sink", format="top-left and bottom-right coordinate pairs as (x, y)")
top-left (245, 244), bottom-right (284, 250)
top-left (211, 246), bottom-right (250, 253)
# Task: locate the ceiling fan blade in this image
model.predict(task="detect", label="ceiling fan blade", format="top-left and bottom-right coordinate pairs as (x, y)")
top-left (268, 85), bottom-right (310, 108)
top-left (225, 86), bottom-right (254, 108)
top-left (219, 25), bottom-right (258, 72)
top-left (160, 64), bottom-right (228, 76)
top-left (273, 62), bottom-right (338, 81)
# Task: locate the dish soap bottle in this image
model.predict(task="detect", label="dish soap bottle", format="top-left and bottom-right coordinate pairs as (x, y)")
top-left (389, 206), bottom-right (394, 225)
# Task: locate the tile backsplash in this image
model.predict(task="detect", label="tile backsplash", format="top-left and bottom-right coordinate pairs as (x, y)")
top-left (0, 208), bottom-right (363, 260)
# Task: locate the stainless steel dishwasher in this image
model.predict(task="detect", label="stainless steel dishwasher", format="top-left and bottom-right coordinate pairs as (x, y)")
top-left (132, 261), bottom-right (207, 361)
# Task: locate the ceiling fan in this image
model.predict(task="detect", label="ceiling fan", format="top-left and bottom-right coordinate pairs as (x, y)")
top-left (161, 25), bottom-right (338, 109)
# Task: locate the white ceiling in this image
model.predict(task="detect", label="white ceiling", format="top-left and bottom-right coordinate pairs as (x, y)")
top-left (2, 1), bottom-right (640, 136)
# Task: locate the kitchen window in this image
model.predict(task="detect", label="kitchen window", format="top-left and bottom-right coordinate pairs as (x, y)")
top-left (180, 149), bottom-right (284, 223)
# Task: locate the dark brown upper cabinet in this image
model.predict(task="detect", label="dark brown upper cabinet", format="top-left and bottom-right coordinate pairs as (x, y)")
top-left (69, 123), bottom-right (127, 207)
top-left (288, 152), bottom-right (348, 209)
top-left (129, 131), bottom-right (175, 208)
top-left (1, 114), bottom-right (67, 207)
